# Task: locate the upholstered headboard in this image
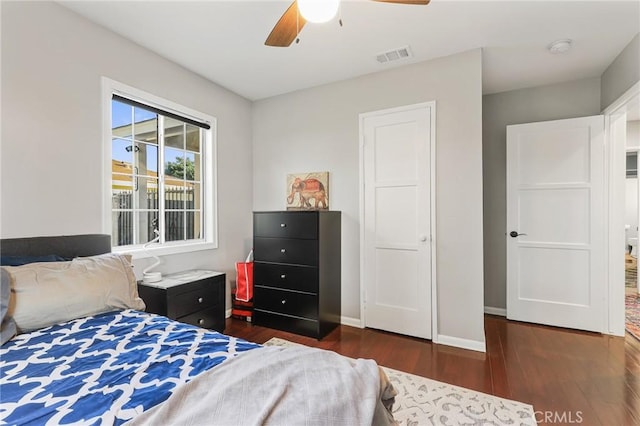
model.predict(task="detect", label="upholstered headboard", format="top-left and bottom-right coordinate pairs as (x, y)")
top-left (1, 234), bottom-right (145, 334)
top-left (0, 234), bottom-right (111, 259)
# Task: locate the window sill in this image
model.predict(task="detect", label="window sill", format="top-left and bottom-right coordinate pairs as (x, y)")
top-left (113, 241), bottom-right (218, 259)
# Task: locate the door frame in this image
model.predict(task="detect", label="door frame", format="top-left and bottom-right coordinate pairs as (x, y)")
top-left (358, 101), bottom-right (438, 342)
top-left (624, 146), bottom-right (640, 292)
top-left (605, 81), bottom-right (640, 336)
top-left (634, 147), bottom-right (640, 293)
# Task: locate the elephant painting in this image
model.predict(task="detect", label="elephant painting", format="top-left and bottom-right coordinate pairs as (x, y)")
top-left (286, 172), bottom-right (329, 210)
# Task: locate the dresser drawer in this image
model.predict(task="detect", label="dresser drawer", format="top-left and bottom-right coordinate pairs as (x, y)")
top-left (254, 286), bottom-right (318, 319)
top-left (178, 306), bottom-right (223, 331)
top-left (253, 310), bottom-right (319, 339)
top-left (254, 237), bottom-right (318, 266)
top-left (171, 285), bottom-right (218, 318)
top-left (254, 262), bottom-right (318, 293)
top-left (254, 212), bottom-right (318, 239)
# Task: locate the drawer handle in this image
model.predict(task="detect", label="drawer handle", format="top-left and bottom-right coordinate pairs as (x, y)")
top-left (280, 274), bottom-right (286, 279)
top-left (198, 297), bottom-right (204, 303)
top-left (280, 248), bottom-right (286, 254)
top-left (281, 299), bottom-right (286, 304)
top-left (198, 319), bottom-right (204, 325)
top-left (280, 223), bottom-right (286, 228)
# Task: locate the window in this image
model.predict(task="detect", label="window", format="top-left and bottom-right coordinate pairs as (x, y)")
top-left (104, 79), bottom-right (216, 254)
top-left (627, 151), bottom-right (638, 178)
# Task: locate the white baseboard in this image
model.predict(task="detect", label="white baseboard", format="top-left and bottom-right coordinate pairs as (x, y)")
top-left (437, 334), bottom-right (486, 353)
top-left (225, 308), bottom-right (232, 319)
top-left (340, 316), bottom-right (363, 328)
top-left (484, 306), bottom-right (507, 317)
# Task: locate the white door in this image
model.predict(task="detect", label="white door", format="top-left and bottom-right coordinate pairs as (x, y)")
top-left (506, 116), bottom-right (605, 332)
top-left (360, 103), bottom-right (434, 339)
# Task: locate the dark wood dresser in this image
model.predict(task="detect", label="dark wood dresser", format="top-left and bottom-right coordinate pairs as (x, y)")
top-left (253, 211), bottom-right (341, 339)
top-left (137, 270), bottom-right (225, 333)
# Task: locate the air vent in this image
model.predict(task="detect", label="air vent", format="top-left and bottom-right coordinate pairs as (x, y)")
top-left (376, 46), bottom-right (413, 64)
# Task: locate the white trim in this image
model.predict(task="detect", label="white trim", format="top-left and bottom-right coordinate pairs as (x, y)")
top-left (226, 308), bottom-right (232, 319)
top-left (102, 78), bottom-right (113, 236)
top-left (359, 113), bottom-right (366, 330)
top-left (101, 77), bottom-right (218, 252)
top-left (340, 316), bottom-right (364, 328)
top-left (604, 80), bottom-right (640, 337)
top-left (109, 80), bottom-right (213, 126)
top-left (358, 101), bottom-right (438, 342)
top-left (603, 81), bottom-right (640, 116)
top-left (430, 102), bottom-right (438, 344)
top-left (484, 306), bottom-right (507, 316)
top-left (115, 241), bottom-right (218, 259)
top-left (358, 116), bottom-right (366, 330)
top-left (437, 334), bottom-right (486, 353)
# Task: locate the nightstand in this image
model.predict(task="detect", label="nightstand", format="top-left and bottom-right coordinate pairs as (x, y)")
top-left (137, 270), bottom-right (225, 333)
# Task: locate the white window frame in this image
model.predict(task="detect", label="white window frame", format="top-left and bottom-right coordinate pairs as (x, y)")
top-left (102, 77), bottom-right (218, 258)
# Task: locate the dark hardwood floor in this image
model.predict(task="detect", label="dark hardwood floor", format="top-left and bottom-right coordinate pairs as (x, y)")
top-left (225, 315), bottom-right (640, 426)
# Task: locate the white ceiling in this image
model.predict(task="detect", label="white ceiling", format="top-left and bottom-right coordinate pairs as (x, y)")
top-left (60, 0), bottom-right (640, 101)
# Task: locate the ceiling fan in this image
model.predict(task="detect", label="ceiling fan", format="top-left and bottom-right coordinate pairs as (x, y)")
top-left (265, 0), bottom-right (430, 47)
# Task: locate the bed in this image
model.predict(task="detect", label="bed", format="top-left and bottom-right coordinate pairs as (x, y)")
top-left (0, 235), bottom-right (396, 426)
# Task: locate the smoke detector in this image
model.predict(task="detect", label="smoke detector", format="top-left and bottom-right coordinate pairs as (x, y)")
top-left (548, 39), bottom-right (572, 54)
top-left (376, 46), bottom-right (413, 64)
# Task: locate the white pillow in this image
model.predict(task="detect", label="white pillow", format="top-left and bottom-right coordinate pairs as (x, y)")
top-left (4, 253), bottom-right (145, 332)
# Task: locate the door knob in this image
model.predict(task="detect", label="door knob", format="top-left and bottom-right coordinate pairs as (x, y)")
top-left (509, 231), bottom-right (527, 238)
top-left (419, 235), bottom-right (428, 242)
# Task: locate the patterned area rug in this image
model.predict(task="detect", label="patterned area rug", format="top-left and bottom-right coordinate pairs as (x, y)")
top-left (626, 293), bottom-right (640, 341)
top-left (625, 254), bottom-right (640, 341)
top-left (264, 337), bottom-right (536, 426)
top-left (626, 255), bottom-right (637, 288)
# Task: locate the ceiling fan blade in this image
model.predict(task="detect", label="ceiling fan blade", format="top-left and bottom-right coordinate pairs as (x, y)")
top-left (370, 0), bottom-right (430, 4)
top-left (265, 1), bottom-right (307, 47)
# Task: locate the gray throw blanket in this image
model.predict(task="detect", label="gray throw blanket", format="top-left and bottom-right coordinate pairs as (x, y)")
top-left (126, 345), bottom-right (397, 426)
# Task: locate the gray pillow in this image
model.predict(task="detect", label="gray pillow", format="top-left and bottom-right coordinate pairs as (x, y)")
top-left (5, 253), bottom-right (145, 332)
top-left (1, 268), bottom-right (17, 345)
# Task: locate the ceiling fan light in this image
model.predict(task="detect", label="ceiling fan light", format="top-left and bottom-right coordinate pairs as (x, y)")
top-left (298, 0), bottom-right (340, 23)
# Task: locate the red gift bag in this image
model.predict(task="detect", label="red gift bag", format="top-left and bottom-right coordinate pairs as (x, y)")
top-left (235, 250), bottom-right (253, 302)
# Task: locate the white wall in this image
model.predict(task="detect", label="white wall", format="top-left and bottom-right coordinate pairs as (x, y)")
top-left (0, 2), bottom-right (254, 308)
top-left (253, 49), bottom-right (485, 349)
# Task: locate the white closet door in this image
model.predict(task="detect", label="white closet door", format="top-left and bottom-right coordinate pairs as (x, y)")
top-left (361, 103), bottom-right (433, 339)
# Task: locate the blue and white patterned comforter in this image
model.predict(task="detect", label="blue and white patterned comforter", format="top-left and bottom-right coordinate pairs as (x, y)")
top-left (0, 310), bottom-right (259, 425)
